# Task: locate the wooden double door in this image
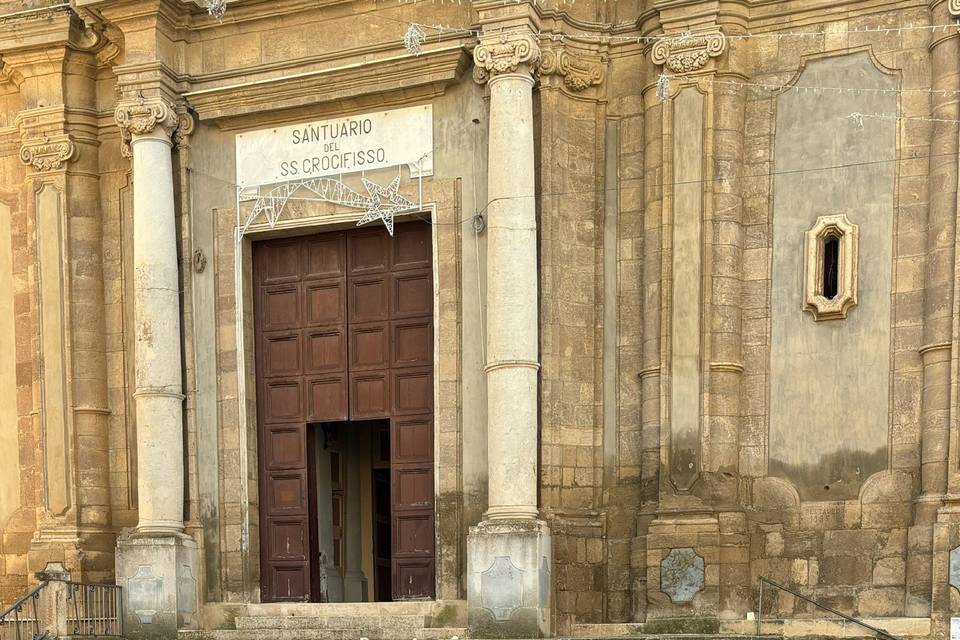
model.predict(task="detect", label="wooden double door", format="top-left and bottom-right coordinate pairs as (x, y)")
top-left (253, 222), bottom-right (435, 602)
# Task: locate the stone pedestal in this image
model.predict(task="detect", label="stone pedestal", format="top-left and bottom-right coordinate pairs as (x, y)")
top-left (468, 519), bottom-right (551, 638)
top-left (116, 534), bottom-right (199, 640)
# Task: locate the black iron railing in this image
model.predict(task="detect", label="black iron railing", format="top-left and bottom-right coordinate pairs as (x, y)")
top-left (0, 579), bottom-right (122, 640)
top-left (66, 582), bottom-right (123, 637)
top-left (756, 576), bottom-right (900, 640)
top-left (0, 582), bottom-right (48, 640)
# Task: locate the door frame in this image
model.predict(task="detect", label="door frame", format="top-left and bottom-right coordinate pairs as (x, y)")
top-left (233, 203), bottom-right (462, 603)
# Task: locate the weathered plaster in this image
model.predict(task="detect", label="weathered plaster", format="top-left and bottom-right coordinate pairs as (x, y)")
top-left (769, 51), bottom-right (897, 501)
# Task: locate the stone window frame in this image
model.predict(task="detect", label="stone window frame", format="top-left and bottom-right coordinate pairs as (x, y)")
top-left (802, 213), bottom-right (859, 321)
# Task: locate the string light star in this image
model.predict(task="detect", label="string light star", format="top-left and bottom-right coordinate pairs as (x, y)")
top-left (356, 176), bottom-right (417, 236)
top-left (206, 0), bottom-right (226, 21)
top-left (404, 24), bottom-right (426, 56)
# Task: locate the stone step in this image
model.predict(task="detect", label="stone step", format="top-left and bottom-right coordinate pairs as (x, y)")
top-left (235, 613), bottom-right (429, 630)
top-left (179, 627), bottom-right (466, 640)
top-left (244, 601), bottom-right (435, 617)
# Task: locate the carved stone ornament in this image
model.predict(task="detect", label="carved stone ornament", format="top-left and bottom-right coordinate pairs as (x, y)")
top-left (539, 48), bottom-right (604, 91)
top-left (115, 96), bottom-right (181, 157)
top-left (951, 0), bottom-right (960, 18)
top-left (660, 548), bottom-right (705, 604)
top-left (473, 32), bottom-right (542, 84)
top-left (802, 214), bottom-right (859, 321)
top-left (173, 109), bottom-right (197, 149)
top-left (0, 57), bottom-right (24, 89)
top-left (480, 556), bottom-right (524, 621)
top-left (19, 135), bottom-right (77, 172)
top-left (651, 31), bottom-right (725, 73)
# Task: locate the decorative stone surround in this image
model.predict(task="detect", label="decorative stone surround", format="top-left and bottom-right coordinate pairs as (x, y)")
top-left (19, 135), bottom-right (76, 172)
top-left (802, 214), bottom-right (859, 321)
top-left (651, 30), bottom-right (725, 73)
top-left (539, 46), bottom-right (604, 91)
top-left (473, 32), bottom-right (542, 84)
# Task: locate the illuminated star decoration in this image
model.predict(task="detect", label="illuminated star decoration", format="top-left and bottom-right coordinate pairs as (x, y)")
top-left (404, 23), bottom-right (426, 56)
top-left (356, 176), bottom-right (417, 236)
top-left (206, 0), bottom-right (226, 21)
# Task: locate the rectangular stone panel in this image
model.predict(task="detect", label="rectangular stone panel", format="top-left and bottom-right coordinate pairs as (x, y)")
top-left (0, 201), bottom-right (18, 525)
top-left (37, 183), bottom-right (70, 515)
top-left (669, 87), bottom-right (704, 492)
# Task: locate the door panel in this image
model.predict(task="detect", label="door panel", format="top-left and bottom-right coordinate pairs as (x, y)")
top-left (255, 223), bottom-right (434, 603)
top-left (255, 232), bottom-right (347, 602)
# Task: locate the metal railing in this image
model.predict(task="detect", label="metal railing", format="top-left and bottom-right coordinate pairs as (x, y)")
top-left (0, 578), bottom-right (122, 640)
top-left (756, 576), bottom-right (900, 640)
top-left (66, 582), bottom-right (123, 637)
top-left (0, 582), bottom-right (48, 640)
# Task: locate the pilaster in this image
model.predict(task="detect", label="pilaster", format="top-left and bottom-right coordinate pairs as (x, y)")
top-left (637, 2), bottom-right (750, 621)
top-left (4, 25), bottom-right (115, 583)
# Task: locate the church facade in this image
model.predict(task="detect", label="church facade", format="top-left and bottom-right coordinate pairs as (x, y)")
top-left (1, 0), bottom-right (959, 638)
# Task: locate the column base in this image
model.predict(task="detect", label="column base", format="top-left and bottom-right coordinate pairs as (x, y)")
top-left (116, 532), bottom-right (199, 640)
top-left (467, 518), bottom-right (551, 638)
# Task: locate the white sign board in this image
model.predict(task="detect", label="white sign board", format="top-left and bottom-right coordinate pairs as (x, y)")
top-left (235, 105), bottom-right (433, 188)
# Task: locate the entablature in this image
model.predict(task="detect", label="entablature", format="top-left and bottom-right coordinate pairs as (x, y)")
top-left (183, 45), bottom-right (468, 127)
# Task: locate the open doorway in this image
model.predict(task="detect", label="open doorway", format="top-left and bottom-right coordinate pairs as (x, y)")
top-left (306, 420), bottom-right (392, 603)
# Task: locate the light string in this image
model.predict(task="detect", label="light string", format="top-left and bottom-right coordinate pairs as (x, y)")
top-left (660, 73), bottom-right (960, 98)
top-left (189, 149), bottom-right (960, 231)
top-left (402, 19), bottom-right (960, 56)
top-left (849, 112), bottom-right (960, 126)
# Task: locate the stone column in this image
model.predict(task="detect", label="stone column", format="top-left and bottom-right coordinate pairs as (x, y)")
top-left (113, 96), bottom-right (198, 640)
top-left (466, 27), bottom-right (551, 639)
top-left (918, 0), bottom-right (960, 625)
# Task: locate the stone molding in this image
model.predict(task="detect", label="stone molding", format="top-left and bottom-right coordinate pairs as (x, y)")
top-left (651, 31), bottom-right (725, 73)
top-left (472, 32), bottom-right (542, 84)
top-left (539, 46), bottom-right (604, 91)
top-left (185, 47), bottom-right (467, 125)
top-left (115, 96), bottom-right (180, 157)
top-left (802, 213), bottom-right (859, 321)
top-left (19, 135), bottom-right (77, 172)
top-left (952, 0), bottom-right (960, 17)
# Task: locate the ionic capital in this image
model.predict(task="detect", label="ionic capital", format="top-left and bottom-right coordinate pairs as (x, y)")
top-left (651, 30), bottom-right (726, 73)
top-left (19, 134), bottom-right (76, 172)
top-left (539, 46), bottom-right (604, 92)
top-left (951, 0), bottom-right (960, 18)
top-left (115, 96), bottom-right (179, 140)
top-left (473, 32), bottom-right (541, 84)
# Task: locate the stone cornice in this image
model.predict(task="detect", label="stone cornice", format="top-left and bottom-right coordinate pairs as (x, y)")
top-left (19, 134), bottom-right (77, 172)
top-left (472, 32), bottom-right (542, 84)
top-left (184, 45), bottom-right (468, 123)
top-left (651, 30), bottom-right (725, 73)
top-left (539, 45), bottom-right (605, 91)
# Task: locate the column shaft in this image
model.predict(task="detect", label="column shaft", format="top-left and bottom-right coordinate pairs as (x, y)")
top-left (485, 71), bottom-right (539, 521)
top-left (131, 131), bottom-right (185, 535)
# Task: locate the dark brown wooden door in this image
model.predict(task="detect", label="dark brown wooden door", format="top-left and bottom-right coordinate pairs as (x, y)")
top-left (254, 223), bottom-right (435, 602)
top-left (346, 224), bottom-right (435, 599)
